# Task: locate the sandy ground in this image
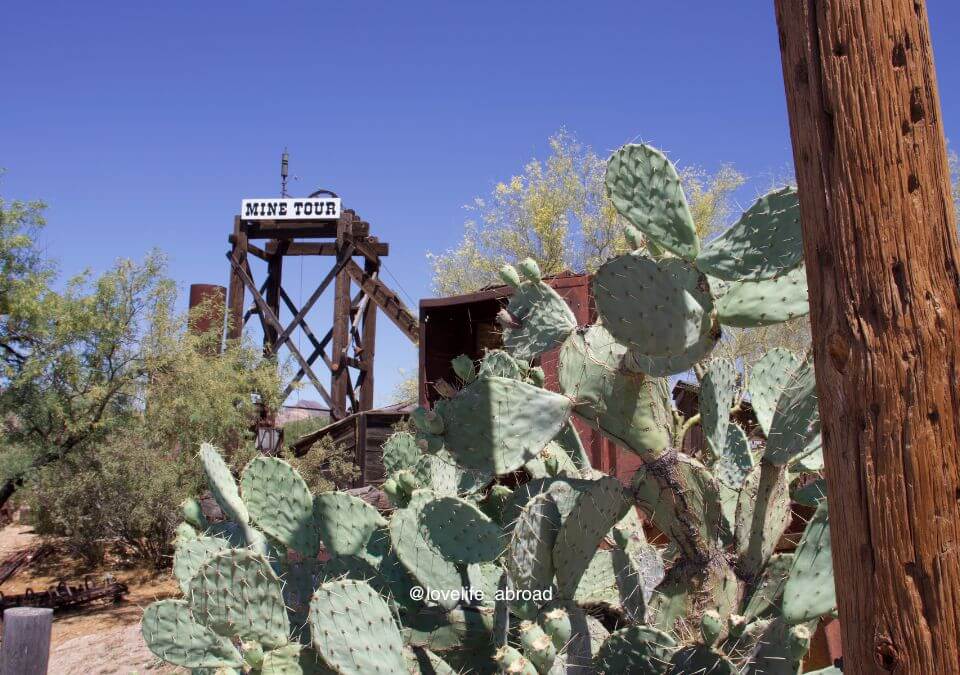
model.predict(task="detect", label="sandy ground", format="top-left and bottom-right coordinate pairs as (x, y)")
top-left (0, 524), bottom-right (181, 674)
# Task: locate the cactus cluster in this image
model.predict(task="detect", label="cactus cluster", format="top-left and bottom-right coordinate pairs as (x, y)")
top-left (142, 143), bottom-right (837, 674)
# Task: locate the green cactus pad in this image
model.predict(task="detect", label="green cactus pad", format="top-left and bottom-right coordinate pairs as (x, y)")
top-left (715, 264), bottom-right (809, 327)
top-left (506, 493), bottom-right (561, 595)
top-left (494, 645), bottom-right (538, 674)
top-left (745, 617), bottom-right (811, 674)
top-left (792, 478), bottom-right (827, 508)
top-left (605, 144), bottom-right (699, 260)
top-left (477, 349), bottom-right (524, 380)
top-left (782, 500), bottom-right (835, 623)
top-left (519, 620), bottom-right (557, 673)
top-left (612, 538), bottom-right (665, 623)
top-left (142, 599), bottom-right (242, 668)
top-left (743, 553), bottom-right (794, 621)
top-left (172, 535), bottom-right (231, 595)
top-left (748, 348), bottom-right (801, 436)
top-left (313, 491), bottom-right (387, 557)
top-left (553, 476), bottom-right (630, 598)
top-left (420, 495), bottom-right (504, 564)
top-left (764, 359), bottom-right (821, 466)
top-left (594, 254), bottom-right (716, 357)
top-left (700, 358), bottom-right (738, 457)
top-left (241, 456), bottom-right (319, 558)
top-left (309, 579), bottom-right (406, 674)
top-left (188, 549), bottom-right (290, 648)
top-left (261, 643), bottom-right (303, 675)
top-left (182, 498), bottom-right (209, 530)
top-left (631, 453), bottom-right (722, 556)
top-left (200, 443), bottom-right (249, 524)
top-left (594, 625), bottom-right (677, 674)
top-left (735, 462), bottom-right (791, 580)
top-left (382, 431), bottom-right (422, 475)
top-left (389, 490), bottom-right (463, 610)
top-left (572, 548), bottom-right (619, 606)
top-left (559, 325), bottom-right (671, 458)
top-left (451, 354), bottom-right (477, 384)
top-left (624, 327), bottom-right (720, 376)
top-left (669, 645), bottom-right (737, 674)
top-left (715, 424), bottom-right (754, 489)
top-left (436, 376), bottom-right (573, 475)
top-left (502, 278), bottom-right (577, 361)
top-left (696, 187), bottom-right (803, 281)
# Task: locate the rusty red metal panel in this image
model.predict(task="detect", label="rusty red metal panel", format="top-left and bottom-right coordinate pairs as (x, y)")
top-left (188, 284), bottom-right (227, 339)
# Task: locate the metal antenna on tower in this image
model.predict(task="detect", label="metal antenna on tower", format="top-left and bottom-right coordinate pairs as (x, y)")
top-left (281, 149), bottom-right (289, 197)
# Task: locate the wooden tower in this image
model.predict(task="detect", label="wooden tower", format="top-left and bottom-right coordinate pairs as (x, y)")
top-left (225, 189), bottom-right (419, 423)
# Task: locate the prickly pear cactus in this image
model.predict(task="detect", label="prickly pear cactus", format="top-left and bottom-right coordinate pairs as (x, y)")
top-left (145, 142), bottom-right (832, 675)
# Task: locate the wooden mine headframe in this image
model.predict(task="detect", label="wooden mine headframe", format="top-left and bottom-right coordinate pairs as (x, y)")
top-left (225, 194), bottom-right (419, 421)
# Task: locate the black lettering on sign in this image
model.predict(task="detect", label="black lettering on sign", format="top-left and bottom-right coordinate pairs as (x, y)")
top-left (294, 201), bottom-right (303, 215)
top-left (325, 201), bottom-right (336, 215)
top-left (245, 202), bottom-right (259, 217)
top-left (279, 202), bottom-right (287, 216)
top-left (267, 202), bottom-right (278, 216)
top-left (303, 202), bottom-right (314, 215)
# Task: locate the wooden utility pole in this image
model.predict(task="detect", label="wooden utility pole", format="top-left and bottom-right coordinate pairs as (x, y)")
top-left (774, 1), bottom-right (960, 672)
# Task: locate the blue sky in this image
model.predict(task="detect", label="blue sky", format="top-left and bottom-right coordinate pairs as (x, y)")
top-left (2, 2), bottom-right (958, 406)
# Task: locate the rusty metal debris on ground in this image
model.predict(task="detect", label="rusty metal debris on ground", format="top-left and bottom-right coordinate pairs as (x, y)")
top-left (0, 545), bottom-right (52, 586)
top-left (0, 577), bottom-right (128, 613)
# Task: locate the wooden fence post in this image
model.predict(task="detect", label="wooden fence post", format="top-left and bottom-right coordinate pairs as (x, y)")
top-left (774, 1), bottom-right (960, 671)
top-left (0, 607), bottom-right (52, 675)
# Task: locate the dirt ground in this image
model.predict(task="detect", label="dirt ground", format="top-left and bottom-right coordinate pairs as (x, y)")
top-left (0, 524), bottom-right (181, 674)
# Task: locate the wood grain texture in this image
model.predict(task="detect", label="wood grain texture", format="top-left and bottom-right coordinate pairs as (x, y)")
top-left (774, 1), bottom-right (960, 671)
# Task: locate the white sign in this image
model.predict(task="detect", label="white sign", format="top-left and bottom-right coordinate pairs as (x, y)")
top-left (241, 197), bottom-right (341, 221)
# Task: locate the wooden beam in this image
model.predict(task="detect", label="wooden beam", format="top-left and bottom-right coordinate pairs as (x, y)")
top-left (331, 226), bottom-right (354, 419)
top-left (344, 260), bottom-right (419, 343)
top-left (774, 1), bottom-right (960, 671)
top-left (225, 216), bottom-right (246, 341)
top-left (266, 240), bottom-right (389, 257)
top-left (359, 259), bottom-right (378, 410)
top-left (264, 241), bottom-right (287, 352)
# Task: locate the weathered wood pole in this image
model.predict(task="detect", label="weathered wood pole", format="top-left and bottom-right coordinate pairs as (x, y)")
top-left (0, 607), bottom-right (52, 675)
top-left (774, 1), bottom-right (960, 672)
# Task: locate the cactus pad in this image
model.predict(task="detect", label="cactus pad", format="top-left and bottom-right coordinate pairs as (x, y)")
top-left (142, 599), bottom-right (242, 668)
top-left (382, 431), bottom-right (422, 476)
top-left (200, 443), bottom-right (249, 524)
top-left (764, 359), bottom-right (821, 466)
top-left (594, 254), bottom-right (716, 357)
top-left (420, 495), bottom-right (503, 564)
top-left (700, 358), bottom-right (737, 458)
top-left (172, 535), bottom-right (231, 595)
top-left (506, 493), bottom-right (561, 595)
top-left (241, 456), bottom-right (319, 557)
top-left (605, 144), bottom-right (700, 260)
top-left (715, 264), bottom-right (809, 327)
top-left (715, 423), bottom-right (754, 489)
top-left (743, 553), bottom-right (794, 621)
top-left (695, 187), bottom-right (803, 281)
top-left (748, 348), bottom-right (801, 436)
top-left (624, 327), bottom-right (720, 376)
top-left (669, 645), bottom-right (737, 674)
top-left (559, 325), bottom-right (671, 458)
top-left (313, 491), bottom-right (387, 557)
top-left (502, 277), bottom-right (577, 361)
top-left (734, 462), bottom-right (791, 580)
top-left (783, 500), bottom-right (835, 623)
top-left (553, 476), bottom-right (630, 598)
top-left (434, 376), bottom-right (573, 474)
top-left (309, 579), bottom-right (406, 674)
top-left (188, 549), bottom-right (290, 648)
top-left (594, 625), bottom-right (677, 674)
top-left (388, 491), bottom-right (463, 610)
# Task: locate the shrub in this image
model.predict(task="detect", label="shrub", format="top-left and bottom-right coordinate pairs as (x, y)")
top-left (29, 432), bottom-right (202, 568)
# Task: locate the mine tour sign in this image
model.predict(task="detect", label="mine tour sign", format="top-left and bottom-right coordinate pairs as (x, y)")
top-left (241, 197), bottom-right (342, 221)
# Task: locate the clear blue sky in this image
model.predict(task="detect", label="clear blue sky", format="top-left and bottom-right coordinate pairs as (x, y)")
top-left (2, 2), bottom-right (958, 406)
